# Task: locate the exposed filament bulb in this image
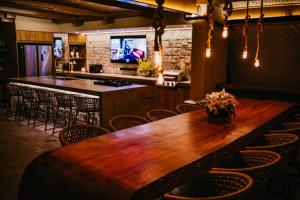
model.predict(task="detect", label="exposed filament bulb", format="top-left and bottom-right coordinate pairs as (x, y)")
top-left (222, 26), bottom-right (229, 38)
top-left (205, 48), bottom-right (211, 58)
top-left (242, 50), bottom-right (248, 59)
top-left (254, 59), bottom-right (260, 67)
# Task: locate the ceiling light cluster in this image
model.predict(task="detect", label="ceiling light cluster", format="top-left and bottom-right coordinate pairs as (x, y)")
top-left (205, 0), bottom-right (265, 68)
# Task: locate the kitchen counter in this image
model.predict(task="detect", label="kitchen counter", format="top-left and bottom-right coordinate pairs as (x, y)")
top-left (55, 71), bottom-right (191, 88)
top-left (10, 76), bottom-right (152, 128)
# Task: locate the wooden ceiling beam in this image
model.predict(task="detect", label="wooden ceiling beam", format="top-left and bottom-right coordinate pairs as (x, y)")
top-left (0, 6), bottom-right (70, 20)
top-left (2, 0), bottom-right (106, 17)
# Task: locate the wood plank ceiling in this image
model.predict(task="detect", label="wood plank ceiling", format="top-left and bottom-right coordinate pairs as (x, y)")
top-left (0, 0), bottom-right (157, 24)
top-left (0, 0), bottom-right (300, 24)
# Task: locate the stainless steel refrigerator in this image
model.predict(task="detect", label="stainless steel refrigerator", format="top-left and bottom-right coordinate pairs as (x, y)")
top-left (18, 44), bottom-right (53, 77)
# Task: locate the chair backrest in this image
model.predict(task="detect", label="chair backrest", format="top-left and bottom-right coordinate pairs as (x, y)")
top-left (212, 150), bottom-right (281, 199)
top-left (176, 104), bottom-right (201, 114)
top-left (54, 92), bottom-right (74, 107)
top-left (36, 89), bottom-right (51, 102)
top-left (59, 125), bottom-right (110, 146)
top-left (19, 87), bottom-right (35, 100)
top-left (6, 84), bottom-right (20, 96)
top-left (109, 115), bottom-right (149, 131)
top-left (164, 171), bottom-right (253, 200)
top-left (146, 109), bottom-right (177, 122)
top-left (245, 133), bottom-right (299, 163)
top-left (282, 122), bottom-right (300, 129)
top-left (74, 96), bottom-right (100, 112)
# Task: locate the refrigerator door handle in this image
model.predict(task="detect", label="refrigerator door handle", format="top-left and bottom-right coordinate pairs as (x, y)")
top-left (41, 53), bottom-right (44, 62)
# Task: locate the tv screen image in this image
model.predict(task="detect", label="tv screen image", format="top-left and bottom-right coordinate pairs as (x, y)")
top-left (110, 35), bottom-right (146, 63)
top-left (53, 38), bottom-right (63, 58)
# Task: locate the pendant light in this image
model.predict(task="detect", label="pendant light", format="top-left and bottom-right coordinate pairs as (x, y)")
top-left (206, 0), bottom-right (214, 58)
top-left (222, 0), bottom-right (233, 39)
top-left (242, 0), bottom-right (250, 59)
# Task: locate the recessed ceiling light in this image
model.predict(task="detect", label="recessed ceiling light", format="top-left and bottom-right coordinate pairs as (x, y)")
top-left (75, 32), bottom-right (78, 34)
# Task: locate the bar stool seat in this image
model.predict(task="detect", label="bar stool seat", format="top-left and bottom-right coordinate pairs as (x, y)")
top-left (164, 171), bottom-right (253, 200)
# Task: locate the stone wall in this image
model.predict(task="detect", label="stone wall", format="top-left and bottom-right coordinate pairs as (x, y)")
top-left (86, 28), bottom-right (192, 74)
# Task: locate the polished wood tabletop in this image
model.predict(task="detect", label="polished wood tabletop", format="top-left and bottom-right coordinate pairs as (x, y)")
top-left (19, 99), bottom-right (293, 200)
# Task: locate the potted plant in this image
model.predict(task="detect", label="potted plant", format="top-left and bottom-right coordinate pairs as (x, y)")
top-left (200, 89), bottom-right (239, 124)
top-left (137, 59), bottom-right (155, 77)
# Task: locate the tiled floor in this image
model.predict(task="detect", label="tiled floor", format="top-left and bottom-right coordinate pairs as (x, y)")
top-left (1, 107), bottom-right (300, 200)
top-left (0, 108), bottom-right (60, 200)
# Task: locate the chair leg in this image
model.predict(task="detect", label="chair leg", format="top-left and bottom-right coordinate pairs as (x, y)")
top-left (45, 103), bottom-right (50, 131)
top-left (14, 97), bottom-right (20, 121)
top-left (5, 97), bottom-right (11, 119)
top-left (52, 106), bottom-right (60, 134)
top-left (67, 106), bottom-right (72, 128)
top-left (27, 101), bottom-right (32, 126)
top-left (33, 103), bottom-right (39, 128)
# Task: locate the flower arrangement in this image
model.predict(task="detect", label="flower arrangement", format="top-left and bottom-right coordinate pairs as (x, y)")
top-left (201, 89), bottom-right (239, 123)
top-left (137, 59), bottom-right (155, 77)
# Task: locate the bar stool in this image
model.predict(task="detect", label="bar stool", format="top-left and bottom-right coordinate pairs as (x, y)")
top-left (245, 133), bottom-right (299, 199)
top-left (212, 150), bottom-right (281, 200)
top-left (5, 84), bottom-right (21, 120)
top-left (18, 87), bottom-right (37, 126)
top-left (164, 171), bottom-right (253, 200)
top-left (73, 96), bottom-right (100, 125)
top-left (59, 125), bottom-right (110, 146)
top-left (53, 92), bottom-right (75, 134)
top-left (33, 89), bottom-right (53, 131)
top-left (146, 109), bottom-right (177, 122)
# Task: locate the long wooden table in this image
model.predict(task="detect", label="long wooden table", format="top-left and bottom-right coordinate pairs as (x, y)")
top-left (18, 99), bottom-right (293, 200)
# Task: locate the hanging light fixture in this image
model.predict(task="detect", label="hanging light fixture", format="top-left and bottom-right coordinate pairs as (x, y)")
top-left (254, 0), bottom-right (264, 67)
top-left (222, 0), bottom-right (233, 39)
top-left (242, 0), bottom-right (250, 59)
top-left (206, 0), bottom-right (214, 58)
top-left (152, 0), bottom-right (165, 85)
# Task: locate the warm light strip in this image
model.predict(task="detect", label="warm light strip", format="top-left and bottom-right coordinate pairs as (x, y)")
top-left (10, 82), bottom-right (99, 98)
top-left (78, 27), bottom-right (192, 35)
top-left (232, 0), bottom-right (300, 10)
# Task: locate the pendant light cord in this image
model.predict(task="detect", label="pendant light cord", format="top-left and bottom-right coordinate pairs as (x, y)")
top-left (242, 0), bottom-right (250, 52)
top-left (206, 0), bottom-right (214, 49)
top-left (255, 0), bottom-right (264, 61)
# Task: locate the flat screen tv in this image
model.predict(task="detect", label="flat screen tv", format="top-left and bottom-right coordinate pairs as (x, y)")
top-left (53, 37), bottom-right (63, 58)
top-left (110, 35), bottom-right (146, 63)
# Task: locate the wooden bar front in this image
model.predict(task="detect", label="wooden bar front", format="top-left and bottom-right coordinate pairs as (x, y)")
top-left (19, 99), bottom-right (293, 200)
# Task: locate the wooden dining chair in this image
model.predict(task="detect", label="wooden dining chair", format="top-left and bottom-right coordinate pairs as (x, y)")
top-left (109, 115), bottom-right (149, 131)
top-left (164, 171), bottom-right (253, 200)
top-left (59, 125), bottom-right (110, 146)
top-left (146, 109), bottom-right (177, 122)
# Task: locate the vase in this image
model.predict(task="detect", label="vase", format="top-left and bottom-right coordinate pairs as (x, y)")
top-left (207, 110), bottom-right (232, 124)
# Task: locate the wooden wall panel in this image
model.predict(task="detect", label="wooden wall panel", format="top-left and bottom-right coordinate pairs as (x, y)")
top-left (68, 34), bottom-right (86, 43)
top-left (16, 30), bottom-right (53, 42)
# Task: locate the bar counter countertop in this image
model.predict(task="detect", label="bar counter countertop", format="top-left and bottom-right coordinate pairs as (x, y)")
top-left (18, 99), bottom-right (294, 200)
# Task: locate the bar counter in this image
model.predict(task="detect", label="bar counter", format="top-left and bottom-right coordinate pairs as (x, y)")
top-left (10, 77), bottom-right (152, 128)
top-left (18, 99), bottom-right (293, 200)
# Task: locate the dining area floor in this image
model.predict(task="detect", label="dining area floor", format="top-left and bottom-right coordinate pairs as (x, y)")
top-left (2, 106), bottom-right (300, 200)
